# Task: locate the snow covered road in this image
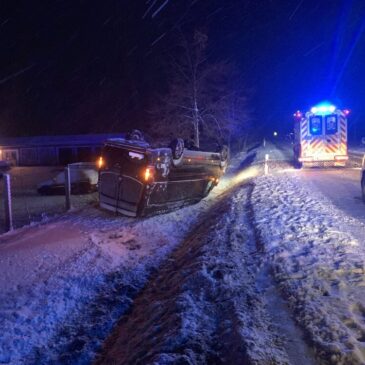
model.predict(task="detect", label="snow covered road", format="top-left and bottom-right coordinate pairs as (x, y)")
top-left (299, 168), bottom-right (365, 222)
top-left (1, 142), bottom-right (365, 364)
top-left (253, 171), bottom-right (365, 364)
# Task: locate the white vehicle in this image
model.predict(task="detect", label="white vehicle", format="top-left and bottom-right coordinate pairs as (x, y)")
top-left (37, 162), bottom-right (98, 195)
top-left (293, 104), bottom-right (350, 167)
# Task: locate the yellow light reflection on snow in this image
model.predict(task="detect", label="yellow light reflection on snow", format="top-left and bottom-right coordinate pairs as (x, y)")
top-left (215, 166), bottom-right (260, 195)
top-left (231, 166), bottom-right (260, 185)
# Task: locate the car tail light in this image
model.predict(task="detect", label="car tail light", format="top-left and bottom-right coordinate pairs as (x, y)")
top-left (144, 166), bottom-right (155, 182)
top-left (97, 156), bottom-right (104, 169)
top-left (210, 177), bottom-right (219, 185)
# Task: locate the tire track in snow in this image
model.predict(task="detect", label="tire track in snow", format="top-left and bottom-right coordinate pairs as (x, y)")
top-left (94, 183), bottom-right (314, 365)
top-left (246, 183), bottom-right (317, 365)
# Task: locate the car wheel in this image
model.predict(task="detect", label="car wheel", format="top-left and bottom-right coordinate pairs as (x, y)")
top-left (128, 129), bottom-right (144, 141)
top-left (170, 138), bottom-right (184, 166)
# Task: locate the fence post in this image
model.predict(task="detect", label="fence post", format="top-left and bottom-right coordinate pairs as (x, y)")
top-left (65, 166), bottom-right (71, 210)
top-left (3, 173), bottom-right (13, 231)
top-left (264, 154), bottom-right (269, 175)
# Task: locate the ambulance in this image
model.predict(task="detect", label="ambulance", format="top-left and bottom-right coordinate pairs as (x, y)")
top-left (293, 103), bottom-right (349, 167)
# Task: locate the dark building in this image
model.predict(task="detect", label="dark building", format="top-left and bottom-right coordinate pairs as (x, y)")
top-left (0, 134), bottom-right (122, 166)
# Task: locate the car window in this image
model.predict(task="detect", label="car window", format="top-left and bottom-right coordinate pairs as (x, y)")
top-left (103, 146), bottom-right (147, 168)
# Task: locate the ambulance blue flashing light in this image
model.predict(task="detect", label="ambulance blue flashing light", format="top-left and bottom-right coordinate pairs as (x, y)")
top-left (310, 103), bottom-right (336, 114)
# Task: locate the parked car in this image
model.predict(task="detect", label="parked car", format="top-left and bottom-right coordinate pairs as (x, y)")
top-left (37, 163), bottom-right (98, 195)
top-left (98, 130), bottom-right (228, 217)
top-left (361, 155), bottom-right (365, 203)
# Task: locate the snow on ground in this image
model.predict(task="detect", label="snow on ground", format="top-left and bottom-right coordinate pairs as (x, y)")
top-left (0, 149), bottom-right (261, 364)
top-left (5, 142), bottom-right (364, 364)
top-left (252, 172), bottom-right (365, 364)
top-left (95, 186), bottom-right (303, 365)
top-left (0, 199), bottom-right (216, 364)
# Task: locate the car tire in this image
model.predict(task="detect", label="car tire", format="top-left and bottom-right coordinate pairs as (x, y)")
top-left (170, 138), bottom-right (184, 166)
top-left (128, 129), bottom-right (144, 141)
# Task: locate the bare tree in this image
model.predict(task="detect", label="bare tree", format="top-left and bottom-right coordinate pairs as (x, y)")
top-left (149, 30), bottom-right (250, 150)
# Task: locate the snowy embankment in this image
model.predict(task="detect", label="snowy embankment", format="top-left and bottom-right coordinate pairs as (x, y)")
top-left (0, 149), bottom-right (258, 364)
top-left (252, 173), bottom-right (365, 364)
top-left (95, 186), bottom-right (294, 365)
top-left (0, 201), bottom-right (216, 364)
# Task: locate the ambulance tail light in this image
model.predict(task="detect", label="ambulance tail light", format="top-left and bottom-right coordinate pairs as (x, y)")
top-left (293, 110), bottom-right (302, 119)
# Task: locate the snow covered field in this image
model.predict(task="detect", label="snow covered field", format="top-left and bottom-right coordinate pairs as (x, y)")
top-left (1, 144), bottom-right (365, 364)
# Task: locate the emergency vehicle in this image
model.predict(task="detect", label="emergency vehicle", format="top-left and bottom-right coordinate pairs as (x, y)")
top-left (293, 104), bottom-right (350, 167)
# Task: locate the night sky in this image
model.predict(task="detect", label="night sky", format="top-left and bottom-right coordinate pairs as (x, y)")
top-left (1, 0), bottom-right (365, 139)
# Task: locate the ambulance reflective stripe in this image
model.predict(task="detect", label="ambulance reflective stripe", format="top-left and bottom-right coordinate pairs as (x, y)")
top-left (301, 120), bottom-right (308, 138)
top-left (300, 120), bottom-right (309, 156)
top-left (325, 135), bottom-right (339, 154)
top-left (309, 138), bottom-right (324, 159)
top-left (294, 106), bottom-right (349, 165)
top-left (310, 138), bottom-right (323, 149)
top-left (301, 141), bottom-right (308, 156)
top-left (339, 115), bottom-right (347, 154)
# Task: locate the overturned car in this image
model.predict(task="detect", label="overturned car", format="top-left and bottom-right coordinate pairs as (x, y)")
top-left (98, 131), bottom-right (228, 217)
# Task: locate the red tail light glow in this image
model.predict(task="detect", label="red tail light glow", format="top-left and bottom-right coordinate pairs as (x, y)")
top-left (97, 156), bottom-right (104, 169)
top-left (144, 167), bottom-right (155, 182)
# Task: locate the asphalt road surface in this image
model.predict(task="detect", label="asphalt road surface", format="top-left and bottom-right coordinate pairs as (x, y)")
top-left (269, 140), bottom-right (365, 223)
top-left (299, 167), bottom-right (365, 222)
